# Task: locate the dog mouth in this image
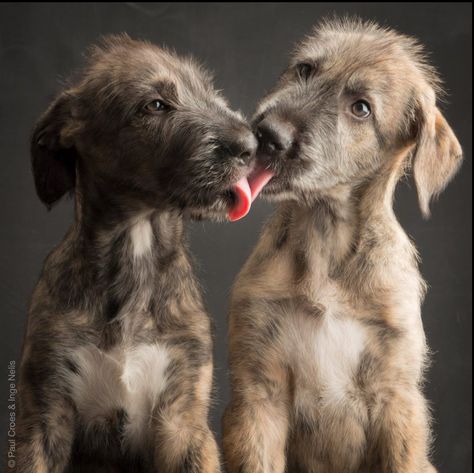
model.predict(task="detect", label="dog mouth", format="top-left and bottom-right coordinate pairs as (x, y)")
top-left (227, 164), bottom-right (275, 221)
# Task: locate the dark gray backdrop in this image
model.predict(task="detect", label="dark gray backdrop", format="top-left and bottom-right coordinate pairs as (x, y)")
top-left (0, 3), bottom-right (471, 472)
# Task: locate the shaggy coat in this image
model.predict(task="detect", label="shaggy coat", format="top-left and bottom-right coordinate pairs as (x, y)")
top-left (14, 36), bottom-right (256, 472)
top-left (223, 19), bottom-right (462, 473)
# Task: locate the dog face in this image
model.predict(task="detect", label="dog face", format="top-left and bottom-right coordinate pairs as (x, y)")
top-left (254, 19), bottom-right (462, 215)
top-left (31, 35), bottom-right (260, 222)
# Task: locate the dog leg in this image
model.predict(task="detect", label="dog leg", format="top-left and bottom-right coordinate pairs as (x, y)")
top-left (152, 361), bottom-right (220, 473)
top-left (154, 419), bottom-right (220, 473)
top-left (222, 368), bottom-right (289, 473)
top-left (223, 397), bottom-right (288, 473)
top-left (370, 389), bottom-right (432, 473)
top-left (14, 396), bottom-right (74, 472)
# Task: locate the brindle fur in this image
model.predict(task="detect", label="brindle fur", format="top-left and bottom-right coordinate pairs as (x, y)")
top-left (13, 35), bottom-right (257, 472)
top-left (223, 19), bottom-right (462, 473)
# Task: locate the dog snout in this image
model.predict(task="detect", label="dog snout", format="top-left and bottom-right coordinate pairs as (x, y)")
top-left (218, 128), bottom-right (257, 164)
top-left (255, 117), bottom-right (296, 156)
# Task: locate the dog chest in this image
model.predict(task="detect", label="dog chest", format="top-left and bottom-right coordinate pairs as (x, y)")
top-left (66, 343), bottom-right (171, 449)
top-left (289, 308), bottom-right (368, 407)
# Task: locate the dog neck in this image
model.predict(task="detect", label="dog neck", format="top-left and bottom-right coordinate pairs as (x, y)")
top-left (43, 185), bottom-right (201, 322)
top-left (278, 148), bottom-right (413, 284)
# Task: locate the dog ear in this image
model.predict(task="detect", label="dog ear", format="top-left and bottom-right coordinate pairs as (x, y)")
top-left (411, 94), bottom-right (463, 218)
top-left (31, 91), bottom-right (79, 208)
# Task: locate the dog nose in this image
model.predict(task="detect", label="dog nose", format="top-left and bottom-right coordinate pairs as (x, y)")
top-left (219, 128), bottom-right (258, 163)
top-left (256, 117), bottom-right (296, 155)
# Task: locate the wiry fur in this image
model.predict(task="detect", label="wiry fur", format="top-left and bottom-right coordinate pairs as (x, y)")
top-left (223, 19), bottom-right (463, 473)
top-left (13, 35), bottom-right (257, 472)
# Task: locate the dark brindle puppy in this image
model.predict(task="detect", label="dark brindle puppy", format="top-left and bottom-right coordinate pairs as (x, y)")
top-left (13, 35), bottom-right (267, 472)
top-left (223, 19), bottom-right (462, 473)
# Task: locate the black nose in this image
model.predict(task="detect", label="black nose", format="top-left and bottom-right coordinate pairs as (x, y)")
top-left (218, 128), bottom-right (257, 163)
top-left (255, 117), bottom-right (296, 155)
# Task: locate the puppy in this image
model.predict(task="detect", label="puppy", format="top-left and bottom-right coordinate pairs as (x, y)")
top-left (223, 19), bottom-right (462, 473)
top-left (14, 35), bottom-right (269, 472)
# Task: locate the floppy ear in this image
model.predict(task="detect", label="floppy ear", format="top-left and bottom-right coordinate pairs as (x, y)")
top-left (31, 92), bottom-right (79, 208)
top-left (412, 97), bottom-right (463, 218)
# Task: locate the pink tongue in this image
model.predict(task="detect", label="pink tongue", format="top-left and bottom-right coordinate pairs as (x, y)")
top-left (228, 166), bottom-right (275, 222)
top-left (228, 177), bottom-right (252, 222)
top-left (248, 166), bottom-right (275, 201)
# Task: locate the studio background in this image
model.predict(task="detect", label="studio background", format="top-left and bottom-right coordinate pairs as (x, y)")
top-left (0, 3), bottom-right (471, 471)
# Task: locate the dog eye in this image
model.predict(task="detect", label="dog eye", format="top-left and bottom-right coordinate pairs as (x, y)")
top-left (296, 63), bottom-right (314, 81)
top-left (351, 100), bottom-right (371, 118)
top-left (145, 99), bottom-right (169, 113)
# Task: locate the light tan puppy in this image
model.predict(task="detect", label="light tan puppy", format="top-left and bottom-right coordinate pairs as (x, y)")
top-left (223, 19), bottom-right (462, 473)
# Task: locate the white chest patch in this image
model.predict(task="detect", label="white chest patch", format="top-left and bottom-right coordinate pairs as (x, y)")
top-left (66, 343), bottom-right (170, 450)
top-left (291, 311), bottom-right (367, 407)
top-left (314, 314), bottom-right (366, 401)
top-left (130, 219), bottom-right (153, 259)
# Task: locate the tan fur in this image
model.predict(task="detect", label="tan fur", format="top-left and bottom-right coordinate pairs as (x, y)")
top-left (223, 19), bottom-right (463, 473)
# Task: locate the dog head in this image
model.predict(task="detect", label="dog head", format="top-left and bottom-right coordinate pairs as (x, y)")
top-left (254, 19), bottom-right (463, 216)
top-left (31, 35), bottom-right (266, 222)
